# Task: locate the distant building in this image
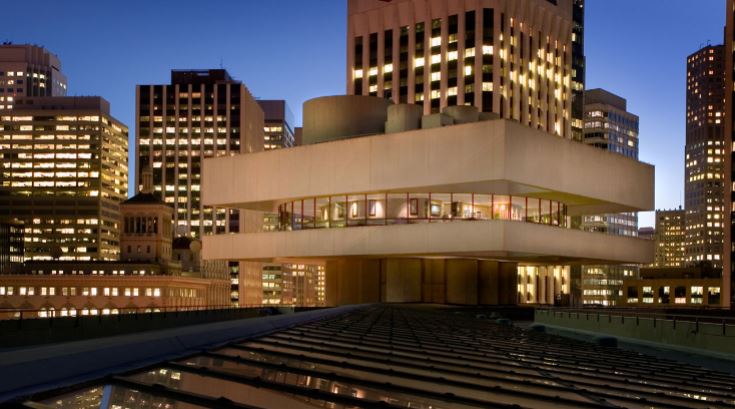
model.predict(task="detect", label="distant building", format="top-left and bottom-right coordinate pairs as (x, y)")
top-left (257, 100), bottom-right (295, 150)
top-left (724, 0), bottom-right (735, 308)
top-left (0, 96), bottom-right (128, 261)
top-left (135, 69), bottom-right (264, 238)
top-left (654, 208), bottom-right (686, 268)
top-left (685, 45), bottom-right (725, 269)
top-left (623, 266), bottom-right (722, 308)
top-left (580, 88), bottom-right (640, 306)
top-left (638, 227), bottom-right (654, 241)
top-left (0, 44), bottom-right (67, 111)
top-left (0, 219), bottom-right (24, 274)
top-left (570, 0), bottom-right (586, 142)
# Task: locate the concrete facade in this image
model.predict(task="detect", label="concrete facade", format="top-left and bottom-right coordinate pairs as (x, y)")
top-left (202, 101), bottom-right (654, 306)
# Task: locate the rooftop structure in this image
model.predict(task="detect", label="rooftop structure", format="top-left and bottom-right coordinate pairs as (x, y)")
top-left (0, 44), bottom-right (68, 110)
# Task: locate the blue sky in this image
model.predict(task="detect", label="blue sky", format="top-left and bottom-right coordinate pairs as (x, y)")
top-left (2, 0), bottom-right (726, 227)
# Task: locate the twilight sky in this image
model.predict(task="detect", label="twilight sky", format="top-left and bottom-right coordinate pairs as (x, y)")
top-left (1, 0), bottom-right (726, 227)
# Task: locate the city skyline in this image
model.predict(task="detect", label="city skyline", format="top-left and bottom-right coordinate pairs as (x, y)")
top-left (0, 0), bottom-right (725, 229)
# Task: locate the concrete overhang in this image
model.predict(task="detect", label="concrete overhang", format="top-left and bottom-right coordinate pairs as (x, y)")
top-left (203, 119), bottom-right (654, 216)
top-left (203, 220), bottom-right (654, 265)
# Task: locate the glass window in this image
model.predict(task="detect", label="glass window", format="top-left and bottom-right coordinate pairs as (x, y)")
top-left (452, 194), bottom-right (473, 219)
top-left (493, 195), bottom-right (510, 220)
top-left (331, 196), bottom-right (347, 228)
top-left (429, 193), bottom-right (451, 221)
top-left (473, 194), bottom-right (491, 220)
top-left (347, 194), bottom-right (366, 226)
top-left (367, 194), bottom-right (385, 225)
top-left (315, 197), bottom-right (330, 228)
top-left (708, 287), bottom-right (721, 305)
top-left (511, 196), bottom-right (525, 221)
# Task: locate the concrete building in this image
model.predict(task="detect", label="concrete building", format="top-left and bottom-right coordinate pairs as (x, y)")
top-left (0, 219), bottom-right (24, 274)
top-left (201, 95), bottom-right (654, 306)
top-left (570, 0), bottom-right (585, 142)
top-left (723, 0), bottom-right (735, 308)
top-left (623, 266), bottom-right (723, 308)
top-left (347, 0), bottom-right (576, 139)
top-left (0, 44), bottom-right (67, 110)
top-left (579, 88), bottom-right (640, 306)
top-left (638, 226), bottom-right (654, 241)
top-left (686, 45), bottom-right (726, 270)
top-left (654, 208), bottom-right (687, 268)
top-left (135, 69), bottom-right (264, 239)
top-left (0, 96), bottom-right (128, 261)
top-left (257, 100), bottom-right (295, 150)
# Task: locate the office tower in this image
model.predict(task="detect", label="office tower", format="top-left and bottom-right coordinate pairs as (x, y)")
top-left (347, 0), bottom-right (575, 138)
top-left (0, 96), bottom-right (128, 261)
top-left (580, 89), bottom-right (640, 305)
top-left (685, 45), bottom-right (725, 269)
top-left (0, 44), bottom-right (67, 110)
top-left (257, 100), bottom-right (295, 150)
top-left (0, 218), bottom-right (24, 273)
top-left (135, 69), bottom-right (264, 239)
top-left (570, 0), bottom-right (585, 142)
top-left (724, 0), bottom-right (735, 307)
top-left (201, 94), bottom-right (654, 306)
top-left (654, 208), bottom-right (687, 268)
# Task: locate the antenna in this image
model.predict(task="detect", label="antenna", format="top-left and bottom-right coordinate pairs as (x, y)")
top-left (219, 57), bottom-right (224, 69)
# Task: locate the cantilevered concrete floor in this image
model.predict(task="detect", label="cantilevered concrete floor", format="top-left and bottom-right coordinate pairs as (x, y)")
top-left (11, 305), bottom-right (735, 408)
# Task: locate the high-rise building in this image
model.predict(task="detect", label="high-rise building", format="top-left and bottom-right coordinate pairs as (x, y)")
top-left (347, 0), bottom-right (575, 138)
top-left (570, 0), bottom-right (585, 142)
top-left (724, 0), bottom-right (735, 307)
top-left (580, 88), bottom-right (640, 305)
top-left (135, 69), bottom-right (264, 239)
top-left (257, 100), bottom-right (295, 150)
top-left (0, 96), bottom-right (128, 261)
top-left (685, 45), bottom-right (726, 270)
top-left (654, 208), bottom-right (686, 268)
top-left (0, 44), bottom-right (68, 111)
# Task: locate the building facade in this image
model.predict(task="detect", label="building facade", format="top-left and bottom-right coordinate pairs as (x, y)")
top-left (686, 45), bottom-right (726, 270)
top-left (0, 219), bottom-right (24, 274)
top-left (0, 97), bottom-right (128, 261)
top-left (135, 69), bottom-right (264, 239)
top-left (347, 0), bottom-right (575, 138)
top-left (623, 267), bottom-right (722, 308)
top-left (580, 88), bottom-right (640, 305)
top-left (0, 44), bottom-right (67, 111)
top-left (654, 208), bottom-right (686, 268)
top-left (570, 0), bottom-right (585, 142)
top-left (725, 0), bottom-right (735, 308)
top-left (257, 100), bottom-right (296, 150)
top-left (201, 95), bottom-right (654, 307)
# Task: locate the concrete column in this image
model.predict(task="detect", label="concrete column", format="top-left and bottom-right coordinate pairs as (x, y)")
top-left (422, 259), bottom-right (446, 304)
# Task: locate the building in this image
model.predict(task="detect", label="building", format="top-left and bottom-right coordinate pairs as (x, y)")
top-left (570, 0), bottom-right (585, 142)
top-left (0, 219), bottom-right (24, 274)
top-left (201, 95), bottom-right (654, 307)
top-left (257, 100), bottom-right (295, 150)
top-left (622, 266), bottom-right (722, 308)
top-left (135, 69), bottom-right (264, 239)
top-left (0, 44), bottom-right (67, 110)
top-left (346, 0), bottom-right (576, 139)
top-left (654, 208), bottom-right (686, 268)
top-left (579, 88), bottom-right (640, 306)
top-left (0, 96), bottom-right (128, 261)
top-left (638, 226), bottom-right (654, 241)
top-left (686, 45), bottom-right (726, 270)
top-left (723, 0), bottom-right (735, 308)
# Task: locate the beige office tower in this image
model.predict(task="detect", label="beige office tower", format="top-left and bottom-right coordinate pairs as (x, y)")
top-left (135, 69), bottom-right (264, 239)
top-left (0, 97), bottom-right (128, 261)
top-left (654, 209), bottom-right (687, 268)
top-left (0, 44), bottom-right (68, 110)
top-left (347, 0), bottom-right (574, 138)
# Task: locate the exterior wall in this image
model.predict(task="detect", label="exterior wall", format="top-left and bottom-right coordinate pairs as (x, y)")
top-left (0, 275), bottom-right (221, 317)
top-left (685, 46), bottom-right (726, 269)
top-left (654, 209), bottom-right (686, 267)
top-left (0, 97), bottom-right (128, 261)
top-left (202, 119), bottom-right (654, 216)
top-left (346, 0), bottom-right (574, 138)
top-left (0, 220), bottom-right (24, 274)
top-left (135, 70), bottom-right (264, 239)
top-left (0, 44), bottom-right (68, 111)
top-left (622, 278), bottom-right (723, 308)
top-left (724, 0), bottom-right (734, 308)
top-left (120, 202), bottom-right (174, 263)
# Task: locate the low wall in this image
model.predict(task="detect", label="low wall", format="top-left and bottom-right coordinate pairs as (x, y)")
top-left (535, 309), bottom-right (735, 359)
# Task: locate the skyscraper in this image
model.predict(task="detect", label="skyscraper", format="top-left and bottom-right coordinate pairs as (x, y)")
top-left (580, 88), bottom-right (640, 305)
top-left (257, 100), bottom-right (295, 150)
top-left (0, 97), bottom-right (128, 261)
top-left (135, 69), bottom-right (264, 238)
top-left (347, 0), bottom-right (575, 138)
top-left (0, 44), bottom-right (68, 110)
top-left (570, 0), bottom-right (585, 142)
top-left (724, 0), bottom-right (735, 308)
top-left (686, 45), bottom-right (725, 270)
